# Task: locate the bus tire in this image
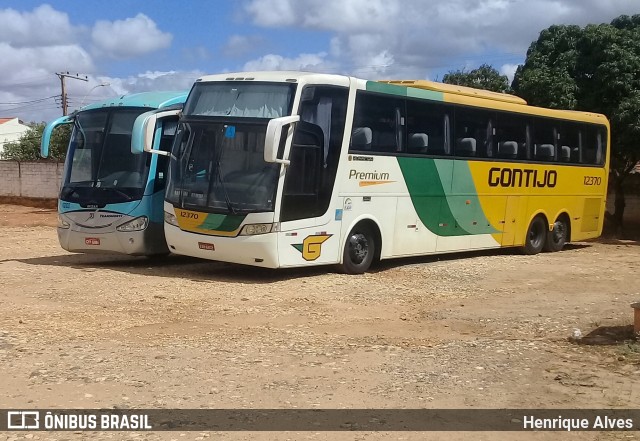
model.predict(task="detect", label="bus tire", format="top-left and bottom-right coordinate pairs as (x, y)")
top-left (544, 218), bottom-right (568, 252)
top-left (340, 224), bottom-right (376, 274)
top-left (522, 216), bottom-right (546, 255)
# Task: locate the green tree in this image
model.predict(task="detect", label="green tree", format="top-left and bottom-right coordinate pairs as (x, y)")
top-left (1, 122), bottom-right (70, 161)
top-left (513, 16), bottom-right (640, 232)
top-left (443, 63), bottom-right (512, 93)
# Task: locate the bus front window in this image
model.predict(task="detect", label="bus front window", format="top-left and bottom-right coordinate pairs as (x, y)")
top-left (61, 108), bottom-right (150, 204)
top-left (166, 82), bottom-right (296, 214)
top-left (166, 121), bottom-right (280, 213)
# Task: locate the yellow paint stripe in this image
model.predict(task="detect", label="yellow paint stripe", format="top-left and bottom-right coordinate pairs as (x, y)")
top-left (359, 180), bottom-right (396, 187)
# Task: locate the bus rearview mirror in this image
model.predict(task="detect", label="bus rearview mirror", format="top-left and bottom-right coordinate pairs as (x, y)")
top-left (131, 109), bottom-right (181, 155)
top-left (264, 115), bottom-right (300, 165)
top-left (40, 115), bottom-right (73, 158)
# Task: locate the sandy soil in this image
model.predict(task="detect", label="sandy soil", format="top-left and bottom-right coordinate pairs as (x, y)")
top-left (0, 204), bottom-right (639, 441)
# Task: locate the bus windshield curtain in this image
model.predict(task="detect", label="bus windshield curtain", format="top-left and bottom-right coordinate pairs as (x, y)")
top-left (191, 87), bottom-right (290, 118)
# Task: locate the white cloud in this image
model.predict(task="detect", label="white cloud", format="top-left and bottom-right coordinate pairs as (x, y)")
top-left (0, 4), bottom-right (76, 47)
top-left (91, 14), bottom-right (173, 59)
top-left (0, 5), bottom-right (181, 122)
top-left (244, 0), bottom-right (296, 27)
top-left (243, 0), bottom-right (640, 78)
top-left (101, 71), bottom-right (203, 96)
top-left (0, 42), bottom-right (96, 122)
top-left (245, 0), bottom-right (396, 32)
top-left (500, 64), bottom-right (519, 83)
top-left (0, 43), bottom-right (94, 87)
top-left (243, 52), bottom-right (336, 72)
top-left (222, 35), bottom-right (265, 58)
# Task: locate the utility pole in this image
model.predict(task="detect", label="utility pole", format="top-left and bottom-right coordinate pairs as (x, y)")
top-left (56, 72), bottom-right (88, 115)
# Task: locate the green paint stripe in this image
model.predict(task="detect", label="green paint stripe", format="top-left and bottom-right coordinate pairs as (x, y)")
top-left (198, 213), bottom-right (245, 232)
top-left (397, 157), bottom-right (497, 236)
top-left (446, 161), bottom-right (498, 235)
top-left (365, 81), bottom-right (444, 101)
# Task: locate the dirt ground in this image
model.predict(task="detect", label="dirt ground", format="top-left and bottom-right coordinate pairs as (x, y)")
top-left (0, 203), bottom-right (639, 441)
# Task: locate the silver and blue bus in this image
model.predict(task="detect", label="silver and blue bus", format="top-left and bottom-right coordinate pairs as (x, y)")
top-left (41, 91), bottom-right (188, 256)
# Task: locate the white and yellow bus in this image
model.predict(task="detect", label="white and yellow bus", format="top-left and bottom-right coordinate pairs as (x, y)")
top-left (132, 72), bottom-right (609, 273)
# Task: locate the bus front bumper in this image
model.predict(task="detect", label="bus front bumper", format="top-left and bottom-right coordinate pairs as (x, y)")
top-left (164, 223), bottom-right (279, 268)
top-left (58, 222), bottom-right (168, 256)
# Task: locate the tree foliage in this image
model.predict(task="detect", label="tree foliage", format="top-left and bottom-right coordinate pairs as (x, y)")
top-left (513, 15), bottom-right (640, 230)
top-left (443, 64), bottom-right (512, 93)
top-left (1, 122), bottom-right (70, 161)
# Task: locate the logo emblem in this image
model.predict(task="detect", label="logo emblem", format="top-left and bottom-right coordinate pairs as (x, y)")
top-left (7, 411), bottom-right (40, 429)
top-left (292, 234), bottom-right (332, 261)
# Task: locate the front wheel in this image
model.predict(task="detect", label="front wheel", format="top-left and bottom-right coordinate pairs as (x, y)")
top-left (340, 226), bottom-right (376, 274)
top-left (544, 218), bottom-right (568, 252)
top-left (521, 216), bottom-right (546, 255)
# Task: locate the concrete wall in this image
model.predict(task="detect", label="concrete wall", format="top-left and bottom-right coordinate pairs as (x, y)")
top-left (0, 161), bottom-right (63, 199)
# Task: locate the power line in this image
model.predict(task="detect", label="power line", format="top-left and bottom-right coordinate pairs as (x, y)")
top-left (0, 95), bottom-right (58, 105)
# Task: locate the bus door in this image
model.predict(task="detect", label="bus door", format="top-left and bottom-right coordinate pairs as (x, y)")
top-left (277, 85), bottom-right (349, 267)
top-left (501, 196), bottom-right (520, 246)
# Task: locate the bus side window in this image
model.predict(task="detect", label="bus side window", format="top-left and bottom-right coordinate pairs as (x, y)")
top-left (351, 91), bottom-right (404, 154)
top-left (281, 86), bottom-right (348, 222)
top-left (532, 118), bottom-right (556, 162)
top-left (405, 99), bottom-right (451, 156)
top-left (454, 107), bottom-right (493, 158)
top-left (581, 125), bottom-right (604, 165)
top-left (558, 122), bottom-right (580, 164)
top-left (495, 113), bottom-right (528, 160)
top-left (153, 118), bottom-right (178, 193)
top-left (351, 127), bottom-right (372, 150)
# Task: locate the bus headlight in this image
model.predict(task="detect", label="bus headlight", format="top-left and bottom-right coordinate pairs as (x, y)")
top-left (116, 216), bottom-right (149, 232)
top-left (164, 210), bottom-right (179, 227)
top-left (240, 223), bottom-right (277, 236)
top-left (57, 215), bottom-right (70, 229)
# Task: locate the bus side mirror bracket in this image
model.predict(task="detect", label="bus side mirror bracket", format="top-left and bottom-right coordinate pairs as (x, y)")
top-left (41, 115), bottom-right (73, 158)
top-left (264, 115), bottom-right (300, 165)
top-left (131, 109), bottom-right (181, 156)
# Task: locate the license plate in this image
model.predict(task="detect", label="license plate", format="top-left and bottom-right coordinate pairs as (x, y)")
top-left (85, 238), bottom-right (100, 245)
top-left (198, 242), bottom-right (214, 251)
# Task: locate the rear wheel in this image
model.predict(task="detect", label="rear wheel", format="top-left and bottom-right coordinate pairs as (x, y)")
top-left (522, 216), bottom-right (546, 255)
top-left (340, 225), bottom-right (376, 274)
top-left (544, 218), bottom-right (568, 252)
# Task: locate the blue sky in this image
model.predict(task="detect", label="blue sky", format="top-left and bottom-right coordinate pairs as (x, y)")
top-left (1, 0), bottom-right (638, 122)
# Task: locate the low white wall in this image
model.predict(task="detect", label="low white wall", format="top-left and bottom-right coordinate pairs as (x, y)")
top-left (0, 161), bottom-right (63, 199)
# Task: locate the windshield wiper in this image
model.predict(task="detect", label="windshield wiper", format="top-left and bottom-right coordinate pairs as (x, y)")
top-left (214, 154), bottom-right (237, 215)
top-left (102, 187), bottom-right (133, 202)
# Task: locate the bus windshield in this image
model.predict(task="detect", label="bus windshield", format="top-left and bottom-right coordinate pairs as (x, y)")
top-left (184, 82), bottom-right (294, 118)
top-left (61, 108), bottom-right (149, 204)
top-left (166, 82), bottom-right (296, 214)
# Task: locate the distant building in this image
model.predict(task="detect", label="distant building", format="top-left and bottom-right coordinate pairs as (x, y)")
top-left (0, 117), bottom-right (30, 158)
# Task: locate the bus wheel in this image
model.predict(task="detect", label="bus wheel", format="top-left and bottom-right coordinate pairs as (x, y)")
top-left (522, 216), bottom-right (546, 255)
top-left (544, 218), bottom-right (568, 252)
top-left (341, 225), bottom-right (376, 274)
